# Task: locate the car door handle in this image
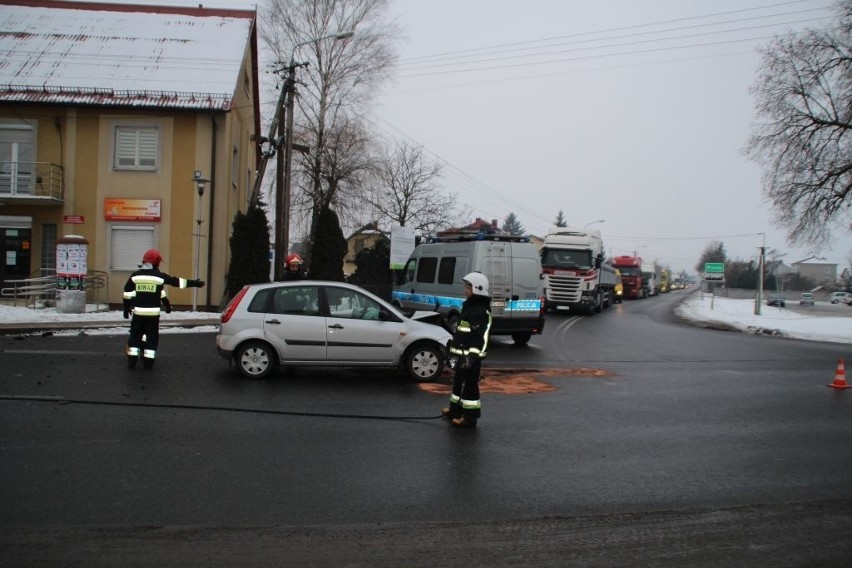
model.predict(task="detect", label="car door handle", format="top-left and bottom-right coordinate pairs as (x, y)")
top-left (328, 323), bottom-right (344, 329)
top-left (266, 319), bottom-right (282, 325)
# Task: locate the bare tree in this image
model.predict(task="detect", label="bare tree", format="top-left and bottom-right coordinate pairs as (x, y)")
top-left (360, 140), bottom-right (467, 236)
top-left (260, 0), bottom-right (400, 247)
top-left (745, 0), bottom-right (852, 248)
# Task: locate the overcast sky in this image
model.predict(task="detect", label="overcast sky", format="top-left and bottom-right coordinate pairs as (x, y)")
top-left (67, 0), bottom-right (851, 275)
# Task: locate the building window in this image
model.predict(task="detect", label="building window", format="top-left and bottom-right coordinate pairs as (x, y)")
top-left (0, 122), bottom-right (35, 195)
top-left (114, 127), bottom-right (158, 170)
top-left (232, 143), bottom-right (239, 189)
top-left (110, 224), bottom-right (155, 270)
top-left (41, 223), bottom-right (56, 270)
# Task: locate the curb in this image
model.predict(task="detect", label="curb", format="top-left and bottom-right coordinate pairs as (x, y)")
top-left (0, 318), bottom-right (219, 336)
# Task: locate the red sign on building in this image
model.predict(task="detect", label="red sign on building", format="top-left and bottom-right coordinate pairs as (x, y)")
top-left (64, 215), bottom-right (85, 224)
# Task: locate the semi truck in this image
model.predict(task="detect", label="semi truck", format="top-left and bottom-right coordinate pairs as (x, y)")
top-left (611, 255), bottom-right (644, 299)
top-left (539, 228), bottom-right (619, 314)
top-left (641, 261), bottom-right (659, 296)
top-left (659, 268), bottom-right (670, 293)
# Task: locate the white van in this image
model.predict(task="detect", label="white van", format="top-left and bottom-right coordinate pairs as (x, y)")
top-left (392, 235), bottom-right (545, 344)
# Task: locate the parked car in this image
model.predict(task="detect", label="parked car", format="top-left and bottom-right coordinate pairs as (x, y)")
top-left (767, 294), bottom-right (786, 307)
top-left (216, 280), bottom-right (452, 381)
top-left (829, 291), bottom-right (851, 304)
top-left (799, 292), bottom-right (815, 306)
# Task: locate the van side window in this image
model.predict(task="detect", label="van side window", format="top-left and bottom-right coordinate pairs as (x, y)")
top-left (416, 257), bottom-right (438, 283)
top-left (438, 257), bottom-right (456, 284)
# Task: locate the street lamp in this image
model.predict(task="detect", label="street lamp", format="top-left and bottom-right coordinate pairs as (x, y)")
top-left (584, 219), bottom-right (605, 228)
top-left (192, 170), bottom-right (208, 311)
top-left (275, 30), bottom-right (354, 280)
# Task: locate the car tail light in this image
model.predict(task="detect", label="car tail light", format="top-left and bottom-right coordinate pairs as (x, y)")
top-left (539, 296), bottom-right (546, 318)
top-left (221, 286), bottom-right (249, 324)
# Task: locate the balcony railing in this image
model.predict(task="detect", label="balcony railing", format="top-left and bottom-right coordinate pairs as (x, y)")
top-left (0, 161), bottom-right (64, 202)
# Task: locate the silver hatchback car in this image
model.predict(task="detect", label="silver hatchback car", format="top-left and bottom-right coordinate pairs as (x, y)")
top-left (217, 280), bottom-right (452, 381)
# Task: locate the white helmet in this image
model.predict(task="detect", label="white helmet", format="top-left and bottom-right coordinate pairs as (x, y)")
top-left (463, 272), bottom-right (490, 297)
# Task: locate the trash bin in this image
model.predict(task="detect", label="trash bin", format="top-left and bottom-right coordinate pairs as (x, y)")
top-left (56, 235), bottom-right (88, 314)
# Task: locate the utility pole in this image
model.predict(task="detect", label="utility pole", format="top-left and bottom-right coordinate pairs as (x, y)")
top-left (279, 62), bottom-right (298, 281)
top-left (755, 233), bottom-right (765, 315)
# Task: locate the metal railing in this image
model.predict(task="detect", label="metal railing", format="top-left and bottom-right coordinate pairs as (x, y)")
top-left (0, 161), bottom-right (64, 200)
top-left (1, 268), bottom-right (109, 309)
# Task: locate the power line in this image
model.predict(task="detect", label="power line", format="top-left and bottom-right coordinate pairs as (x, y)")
top-left (397, 0), bottom-right (822, 64)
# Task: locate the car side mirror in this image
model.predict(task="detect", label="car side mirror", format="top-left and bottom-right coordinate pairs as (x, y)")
top-left (379, 309), bottom-right (390, 321)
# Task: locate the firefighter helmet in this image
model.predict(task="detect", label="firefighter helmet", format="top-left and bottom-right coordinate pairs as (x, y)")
top-left (142, 249), bottom-right (163, 266)
top-left (462, 272), bottom-right (490, 297)
top-left (286, 253), bottom-right (303, 266)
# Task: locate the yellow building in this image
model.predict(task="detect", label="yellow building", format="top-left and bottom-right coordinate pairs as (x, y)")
top-left (0, 1), bottom-right (260, 310)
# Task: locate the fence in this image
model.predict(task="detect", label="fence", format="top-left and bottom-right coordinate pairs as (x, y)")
top-left (0, 268), bottom-right (109, 310)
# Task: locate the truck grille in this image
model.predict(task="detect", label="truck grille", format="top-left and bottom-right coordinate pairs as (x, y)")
top-left (547, 275), bottom-right (581, 302)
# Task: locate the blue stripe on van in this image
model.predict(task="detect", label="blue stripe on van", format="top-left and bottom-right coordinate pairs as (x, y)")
top-left (392, 291), bottom-right (541, 313)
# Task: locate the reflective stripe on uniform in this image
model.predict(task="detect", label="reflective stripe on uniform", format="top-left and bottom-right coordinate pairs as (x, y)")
top-left (461, 398), bottom-right (481, 410)
top-left (123, 290), bottom-right (136, 299)
top-left (449, 393), bottom-right (461, 404)
top-left (127, 346), bottom-right (140, 357)
top-left (133, 306), bottom-right (162, 316)
top-left (178, 278), bottom-right (188, 288)
top-left (143, 349), bottom-right (156, 359)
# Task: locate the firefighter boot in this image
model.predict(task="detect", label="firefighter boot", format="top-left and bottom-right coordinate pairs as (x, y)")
top-left (127, 356), bottom-right (138, 369)
top-left (142, 358), bottom-right (155, 370)
top-left (451, 417), bottom-right (477, 428)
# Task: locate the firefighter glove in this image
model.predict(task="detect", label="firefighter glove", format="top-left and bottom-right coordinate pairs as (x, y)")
top-left (163, 301), bottom-right (172, 314)
top-left (188, 279), bottom-right (205, 288)
top-left (123, 309), bottom-right (130, 319)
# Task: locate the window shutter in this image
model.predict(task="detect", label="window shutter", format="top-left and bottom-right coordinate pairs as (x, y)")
top-left (110, 225), bottom-right (155, 270)
top-left (116, 128), bottom-right (136, 167)
top-left (138, 129), bottom-right (158, 167)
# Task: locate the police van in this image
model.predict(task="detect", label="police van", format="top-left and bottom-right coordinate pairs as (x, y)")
top-left (391, 234), bottom-right (545, 344)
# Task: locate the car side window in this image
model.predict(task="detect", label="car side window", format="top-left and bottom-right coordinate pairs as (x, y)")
top-left (271, 286), bottom-right (320, 316)
top-left (326, 287), bottom-right (383, 320)
top-left (247, 289), bottom-right (273, 313)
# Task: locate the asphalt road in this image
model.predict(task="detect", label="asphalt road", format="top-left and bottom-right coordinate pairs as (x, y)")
top-left (2, 290), bottom-right (851, 567)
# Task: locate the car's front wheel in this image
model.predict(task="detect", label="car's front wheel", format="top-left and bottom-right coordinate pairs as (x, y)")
top-left (404, 342), bottom-right (444, 382)
top-left (235, 340), bottom-right (277, 379)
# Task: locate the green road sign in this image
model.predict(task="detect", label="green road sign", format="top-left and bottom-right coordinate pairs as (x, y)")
top-left (704, 262), bottom-right (725, 273)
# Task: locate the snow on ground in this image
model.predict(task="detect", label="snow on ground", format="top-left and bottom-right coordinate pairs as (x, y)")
top-left (675, 294), bottom-right (852, 345)
top-left (0, 304), bottom-right (219, 335)
top-left (1, 293), bottom-right (851, 343)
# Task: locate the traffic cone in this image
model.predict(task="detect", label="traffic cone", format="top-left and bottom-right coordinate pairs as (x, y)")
top-left (827, 358), bottom-right (851, 389)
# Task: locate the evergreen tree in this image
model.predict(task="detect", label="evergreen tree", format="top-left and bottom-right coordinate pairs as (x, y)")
top-left (554, 210), bottom-right (568, 227)
top-left (502, 212), bottom-right (525, 235)
top-left (695, 241), bottom-right (727, 274)
top-left (348, 237), bottom-right (392, 300)
top-left (225, 202), bottom-right (271, 300)
top-left (308, 206), bottom-right (347, 281)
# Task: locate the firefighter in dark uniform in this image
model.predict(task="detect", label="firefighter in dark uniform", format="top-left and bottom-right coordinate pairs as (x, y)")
top-left (283, 253), bottom-right (306, 280)
top-left (442, 272), bottom-right (492, 428)
top-left (123, 249), bottom-right (205, 369)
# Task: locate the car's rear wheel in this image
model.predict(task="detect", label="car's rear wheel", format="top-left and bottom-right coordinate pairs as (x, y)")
top-left (405, 342), bottom-right (444, 382)
top-left (235, 340), bottom-right (277, 379)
